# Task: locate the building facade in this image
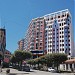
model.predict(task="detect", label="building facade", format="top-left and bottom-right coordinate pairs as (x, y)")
top-left (21, 9), bottom-right (74, 58)
top-left (0, 28), bottom-right (11, 63)
top-left (24, 17), bottom-right (45, 58)
top-left (44, 9), bottom-right (74, 59)
top-left (18, 39), bottom-right (25, 50)
top-left (4, 49), bottom-right (11, 63)
top-left (0, 28), bottom-right (6, 56)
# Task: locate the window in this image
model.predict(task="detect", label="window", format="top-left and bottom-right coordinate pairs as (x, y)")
top-left (68, 23), bottom-right (70, 25)
top-left (62, 23), bottom-right (63, 26)
top-left (33, 26), bottom-right (35, 28)
top-left (40, 47), bottom-right (42, 49)
top-left (60, 49), bottom-right (61, 51)
top-left (51, 17), bottom-right (53, 20)
top-left (60, 23), bottom-right (61, 26)
top-left (50, 45), bottom-right (52, 47)
top-left (53, 45), bottom-right (55, 47)
top-left (68, 31), bottom-right (70, 33)
top-left (61, 19), bottom-right (63, 21)
top-left (65, 35), bottom-right (67, 37)
top-left (60, 40), bottom-right (61, 42)
top-left (62, 40), bottom-right (64, 42)
top-left (69, 48), bottom-right (70, 51)
top-left (62, 36), bottom-right (64, 38)
top-left (40, 43), bottom-right (42, 45)
top-left (68, 40), bottom-right (70, 42)
top-left (66, 44), bottom-right (67, 46)
top-left (69, 53), bottom-right (70, 55)
top-left (68, 35), bottom-right (70, 37)
top-left (41, 21), bottom-right (43, 23)
top-left (50, 49), bottom-right (51, 51)
top-left (53, 49), bottom-right (55, 51)
top-left (57, 32), bottom-right (58, 34)
top-left (47, 18), bottom-right (49, 21)
top-left (36, 43), bottom-right (38, 49)
top-left (64, 22), bottom-right (66, 25)
top-left (53, 41), bottom-right (55, 43)
top-left (62, 28), bottom-right (63, 30)
top-left (58, 20), bottom-right (60, 22)
top-left (62, 44), bottom-right (64, 46)
top-left (60, 28), bottom-right (61, 30)
top-left (57, 29), bottom-right (58, 31)
top-left (57, 36), bottom-right (58, 38)
top-left (62, 15), bottom-right (64, 17)
top-left (57, 41), bottom-right (58, 42)
top-left (53, 33), bottom-right (55, 35)
top-left (50, 41), bottom-right (52, 43)
top-left (53, 37), bottom-right (55, 39)
top-left (62, 31), bottom-right (63, 34)
top-left (62, 48), bottom-right (64, 51)
top-left (67, 13), bottom-right (69, 17)
top-left (41, 25), bottom-right (43, 26)
top-left (69, 44), bottom-right (70, 46)
top-left (58, 16), bottom-right (60, 18)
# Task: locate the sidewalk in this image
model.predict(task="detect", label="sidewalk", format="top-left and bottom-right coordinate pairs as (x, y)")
top-left (0, 68), bottom-right (29, 75)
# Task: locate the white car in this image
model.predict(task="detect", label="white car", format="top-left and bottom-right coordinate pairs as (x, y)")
top-left (48, 67), bottom-right (56, 72)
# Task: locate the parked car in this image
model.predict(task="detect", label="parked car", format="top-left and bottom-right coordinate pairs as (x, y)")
top-left (9, 65), bottom-right (12, 68)
top-left (22, 65), bottom-right (30, 72)
top-left (48, 67), bottom-right (56, 72)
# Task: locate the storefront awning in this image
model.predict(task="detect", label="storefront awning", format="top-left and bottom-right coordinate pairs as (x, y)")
top-left (64, 59), bottom-right (75, 64)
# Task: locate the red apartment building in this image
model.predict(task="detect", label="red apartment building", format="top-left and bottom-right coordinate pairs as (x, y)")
top-left (24, 17), bottom-right (46, 58)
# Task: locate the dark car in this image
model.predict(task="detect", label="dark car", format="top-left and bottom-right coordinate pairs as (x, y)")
top-left (22, 65), bottom-right (30, 72)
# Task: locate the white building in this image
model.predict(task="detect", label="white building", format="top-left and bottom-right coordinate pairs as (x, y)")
top-left (44, 9), bottom-right (74, 59)
top-left (23, 9), bottom-right (74, 59)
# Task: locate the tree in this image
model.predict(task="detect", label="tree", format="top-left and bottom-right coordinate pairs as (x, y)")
top-left (52, 53), bottom-right (67, 70)
top-left (27, 53), bottom-right (67, 70)
top-left (11, 50), bottom-right (32, 68)
top-left (14, 50), bottom-right (23, 67)
top-left (45, 54), bottom-right (53, 67)
top-left (22, 51), bottom-right (32, 60)
top-left (10, 55), bottom-right (16, 64)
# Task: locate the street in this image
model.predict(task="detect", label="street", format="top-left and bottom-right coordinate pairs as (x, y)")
top-left (0, 68), bottom-right (75, 75)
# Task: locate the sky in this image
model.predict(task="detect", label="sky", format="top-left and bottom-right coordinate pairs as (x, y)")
top-left (0, 0), bottom-right (75, 53)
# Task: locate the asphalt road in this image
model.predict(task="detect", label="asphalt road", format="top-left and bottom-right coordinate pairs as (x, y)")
top-left (0, 68), bottom-right (75, 75)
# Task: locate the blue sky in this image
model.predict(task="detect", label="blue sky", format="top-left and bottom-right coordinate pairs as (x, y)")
top-left (0, 0), bottom-right (75, 53)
